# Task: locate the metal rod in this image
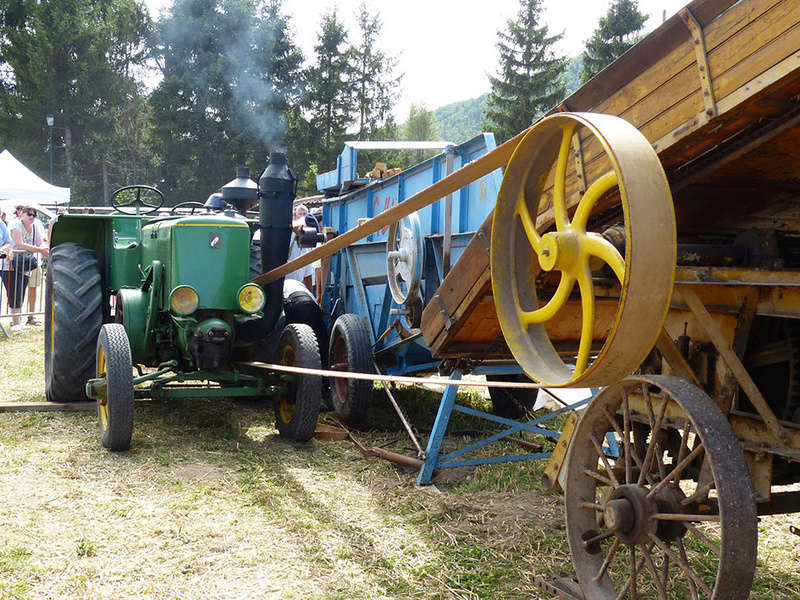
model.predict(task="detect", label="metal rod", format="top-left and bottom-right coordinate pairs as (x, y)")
top-left (374, 360), bottom-right (425, 458)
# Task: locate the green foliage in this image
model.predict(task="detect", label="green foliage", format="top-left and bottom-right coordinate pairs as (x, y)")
top-left (351, 3), bottom-right (401, 140)
top-left (581, 0), bottom-right (648, 84)
top-left (434, 95), bottom-right (488, 144)
top-left (561, 55), bottom-right (584, 97)
top-left (0, 0), bottom-right (151, 203)
top-left (400, 104), bottom-right (439, 165)
top-left (305, 10), bottom-right (354, 170)
top-left (483, 0), bottom-right (567, 143)
top-left (149, 0), bottom-right (304, 205)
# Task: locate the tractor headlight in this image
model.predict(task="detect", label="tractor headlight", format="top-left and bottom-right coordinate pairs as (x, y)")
top-left (237, 283), bottom-right (266, 314)
top-left (169, 285), bottom-right (199, 315)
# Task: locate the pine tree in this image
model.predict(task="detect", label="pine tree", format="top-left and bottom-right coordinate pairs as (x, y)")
top-left (149, 0), bottom-right (304, 204)
top-left (305, 10), bottom-right (354, 169)
top-left (0, 0), bottom-right (150, 200)
top-left (483, 0), bottom-right (566, 143)
top-left (581, 0), bottom-right (648, 84)
top-left (351, 3), bottom-right (401, 140)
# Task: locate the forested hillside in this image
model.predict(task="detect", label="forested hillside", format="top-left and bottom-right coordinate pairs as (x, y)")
top-left (433, 95), bottom-right (488, 144)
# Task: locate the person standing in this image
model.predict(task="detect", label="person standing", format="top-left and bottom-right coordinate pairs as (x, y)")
top-left (23, 211), bottom-right (47, 326)
top-left (4, 207), bottom-right (49, 332)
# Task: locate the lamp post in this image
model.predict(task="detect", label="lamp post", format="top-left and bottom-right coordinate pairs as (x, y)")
top-left (46, 113), bottom-right (54, 183)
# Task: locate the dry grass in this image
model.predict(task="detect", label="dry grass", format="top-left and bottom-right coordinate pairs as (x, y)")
top-left (0, 327), bottom-right (798, 599)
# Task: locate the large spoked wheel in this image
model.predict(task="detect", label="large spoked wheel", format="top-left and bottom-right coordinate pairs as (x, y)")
top-left (96, 324), bottom-right (135, 451)
top-left (45, 243), bottom-right (103, 402)
top-left (565, 375), bottom-right (757, 600)
top-left (329, 313), bottom-right (373, 425)
top-left (274, 323), bottom-right (322, 441)
top-left (491, 112), bottom-right (676, 387)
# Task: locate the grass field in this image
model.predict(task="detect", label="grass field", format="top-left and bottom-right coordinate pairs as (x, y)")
top-left (0, 326), bottom-right (798, 599)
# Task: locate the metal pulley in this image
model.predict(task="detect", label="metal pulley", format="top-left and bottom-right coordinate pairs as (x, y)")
top-left (490, 112), bottom-right (677, 387)
top-left (386, 211), bottom-right (423, 305)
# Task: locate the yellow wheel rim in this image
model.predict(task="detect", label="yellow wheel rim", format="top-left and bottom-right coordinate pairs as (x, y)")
top-left (490, 112), bottom-right (676, 387)
top-left (97, 346), bottom-right (108, 430)
top-left (278, 344), bottom-right (296, 424)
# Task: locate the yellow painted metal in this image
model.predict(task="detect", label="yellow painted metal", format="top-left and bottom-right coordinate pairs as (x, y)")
top-left (277, 343), bottom-right (296, 424)
top-left (542, 410), bottom-right (580, 491)
top-left (97, 346), bottom-right (108, 430)
top-left (491, 113), bottom-right (676, 387)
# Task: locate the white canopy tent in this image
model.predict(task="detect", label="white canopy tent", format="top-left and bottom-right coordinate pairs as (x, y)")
top-left (0, 149), bottom-right (69, 206)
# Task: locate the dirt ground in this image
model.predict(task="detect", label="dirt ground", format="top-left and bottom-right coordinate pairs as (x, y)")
top-left (1, 326), bottom-right (799, 599)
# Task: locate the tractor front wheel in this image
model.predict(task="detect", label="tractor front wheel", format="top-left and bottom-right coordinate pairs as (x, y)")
top-left (96, 324), bottom-right (134, 451)
top-left (274, 323), bottom-right (322, 441)
top-left (44, 243), bottom-right (103, 403)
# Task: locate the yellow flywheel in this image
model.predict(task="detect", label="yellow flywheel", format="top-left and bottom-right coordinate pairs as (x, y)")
top-left (490, 112), bottom-right (676, 387)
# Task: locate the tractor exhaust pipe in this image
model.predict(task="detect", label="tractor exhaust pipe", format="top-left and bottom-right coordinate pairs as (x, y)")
top-left (237, 151), bottom-right (296, 342)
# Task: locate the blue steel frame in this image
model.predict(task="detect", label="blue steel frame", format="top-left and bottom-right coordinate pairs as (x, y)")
top-left (416, 368), bottom-right (601, 485)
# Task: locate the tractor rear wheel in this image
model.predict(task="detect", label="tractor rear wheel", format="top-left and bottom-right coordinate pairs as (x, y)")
top-left (96, 324), bottom-right (134, 451)
top-left (274, 323), bottom-right (322, 441)
top-left (44, 243), bottom-right (103, 403)
top-left (329, 313), bottom-right (373, 425)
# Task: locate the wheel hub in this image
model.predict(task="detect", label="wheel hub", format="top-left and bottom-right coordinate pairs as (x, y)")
top-left (606, 484), bottom-right (657, 545)
top-left (538, 230), bottom-right (580, 272)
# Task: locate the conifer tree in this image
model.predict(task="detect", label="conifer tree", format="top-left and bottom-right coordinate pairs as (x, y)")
top-left (483, 0), bottom-right (566, 143)
top-left (351, 3), bottom-right (401, 140)
top-left (305, 10), bottom-right (354, 168)
top-left (581, 0), bottom-right (648, 83)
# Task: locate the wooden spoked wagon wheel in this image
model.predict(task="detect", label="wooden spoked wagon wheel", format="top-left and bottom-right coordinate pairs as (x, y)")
top-left (565, 375), bottom-right (757, 600)
top-left (490, 112), bottom-right (676, 386)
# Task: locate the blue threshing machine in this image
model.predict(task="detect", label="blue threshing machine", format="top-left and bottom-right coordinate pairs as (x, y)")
top-left (313, 136), bottom-right (598, 484)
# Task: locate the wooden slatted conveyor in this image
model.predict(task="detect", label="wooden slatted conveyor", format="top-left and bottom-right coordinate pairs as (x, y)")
top-left (421, 0), bottom-right (800, 360)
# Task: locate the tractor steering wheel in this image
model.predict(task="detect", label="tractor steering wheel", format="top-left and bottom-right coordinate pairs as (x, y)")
top-left (170, 201), bottom-right (208, 215)
top-left (111, 185), bottom-right (164, 215)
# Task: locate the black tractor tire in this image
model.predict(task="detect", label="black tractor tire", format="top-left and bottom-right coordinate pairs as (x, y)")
top-left (274, 323), bottom-right (322, 442)
top-left (487, 374), bottom-right (539, 419)
top-left (44, 243), bottom-right (103, 403)
top-left (96, 324), bottom-right (134, 451)
top-left (328, 313), bottom-right (373, 425)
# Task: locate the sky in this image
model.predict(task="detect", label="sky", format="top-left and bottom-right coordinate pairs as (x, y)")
top-left (143, 0), bottom-right (690, 120)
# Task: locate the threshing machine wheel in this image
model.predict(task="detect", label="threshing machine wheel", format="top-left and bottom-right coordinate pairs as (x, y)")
top-left (111, 185), bottom-right (164, 215)
top-left (329, 313), bottom-right (374, 425)
top-left (490, 112), bottom-right (676, 387)
top-left (386, 211), bottom-right (423, 305)
top-left (96, 324), bottom-right (135, 452)
top-left (565, 375), bottom-right (757, 600)
top-left (44, 242), bottom-right (103, 402)
top-left (274, 323), bottom-right (322, 442)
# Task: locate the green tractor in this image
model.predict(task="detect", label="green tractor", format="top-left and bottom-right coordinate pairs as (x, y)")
top-left (44, 152), bottom-right (325, 450)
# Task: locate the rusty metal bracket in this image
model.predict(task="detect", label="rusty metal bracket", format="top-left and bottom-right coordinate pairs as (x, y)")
top-left (790, 525), bottom-right (800, 537)
top-left (571, 134), bottom-right (587, 196)
top-left (475, 228), bottom-right (491, 255)
top-left (433, 293), bottom-right (456, 331)
top-left (680, 7), bottom-right (717, 118)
